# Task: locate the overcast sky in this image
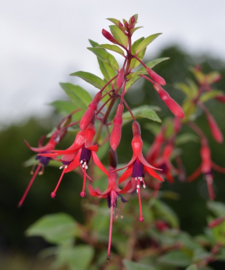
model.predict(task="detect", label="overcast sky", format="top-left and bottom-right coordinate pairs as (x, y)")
top-left (1, 0), bottom-right (225, 127)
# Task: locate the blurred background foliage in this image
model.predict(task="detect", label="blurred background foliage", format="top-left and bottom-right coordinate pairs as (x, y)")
top-left (1, 45), bottom-right (225, 269)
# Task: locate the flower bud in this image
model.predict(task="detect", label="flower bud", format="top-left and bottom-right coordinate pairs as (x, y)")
top-left (116, 68), bottom-right (124, 89)
top-left (80, 92), bottom-right (102, 130)
top-left (146, 67), bottom-right (166, 86)
top-left (153, 83), bottom-right (185, 119)
top-left (102, 29), bottom-right (117, 44)
top-left (215, 95), bottom-right (225, 103)
top-left (132, 121), bottom-right (141, 136)
top-left (130, 15), bottom-right (136, 24)
top-left (206, 112), bottom-right (223, 143)
top-left (110, 104), bottom-right (124, 151)
top-left (208, 217), bottom-right (225, 228)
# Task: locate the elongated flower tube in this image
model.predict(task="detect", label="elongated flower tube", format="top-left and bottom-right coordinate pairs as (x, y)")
top-left (146, 67), bottom-right (166, 86)
top-left (116, 68), bottom-right (125, 89)
top-left (110, 104), bottom-right (124, 151)
top-left (205, 110), bottom-right (223, 143)
top-left (80, 92), bottom-right (102, 130)
top-left (153, 83), bottom-right (185, 119)
top-left (116, 121), bottom-right (164, 222)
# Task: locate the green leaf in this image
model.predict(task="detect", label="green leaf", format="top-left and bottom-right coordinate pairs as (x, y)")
top-left (175, 83), bottom-right (192, 97)
top-left (199, 90), bottom-right (223, 103)
top-left (135, 33), bottom-right (162, 55)
top-left (88, 47), bottom-right (119, 71)
top-left (50, 100), bottom-right (76, 116)
top-left (206, 71), bottom-right (221, 84)
top-left (70, 71), bottom-right (107, 90)
top-left (97, 44), bottom-right (125, 56)
top-left (89, 40), bottom-right (117, 81)
top-left (175, 133), bottom-right (199, 145)
top-left (60, 83), bottom-right (92, 115)
top-left (109, 25), bottom-right (128, 47)
top-left (208, 201), bottom-right (225, 217)
top-left (158, 250), bottom-right (192, 267)
top-left (123, 259), bottom-right (156, 270)
top-left (129, 37), bottom-right (145, 70)
top-left (187, 79), bottom-right (198, 97)
top-left (130, 26), bottom-right (143, 35)
top-left (55, 245), bottom-right (94, 270)
top-left (185, 264), bottom-right (198, 270)
top-left (190, 67), bottom-right (205, 84)
top-left (122, 105), bottom-right (161, 124)
top-left (107, 18), bottom-right (121, 27)
top-left (127, 57), bottom-right (170, 79)
top-left (151, 199), bottom-right (179, 228)
top-left (26, 213), bottom-right (78, 244)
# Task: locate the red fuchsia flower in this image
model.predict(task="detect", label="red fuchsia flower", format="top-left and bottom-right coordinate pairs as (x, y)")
top-left (188, 138), bottom-right (225, 200)
top-left (88, 150), bottom-right (134, 260)
top-left (80, 91), bottom-right (102, 130)
top-left (153, 83), bottom-right (185, 119)
top-left (19, 111), bottom-right (79, 207)
top-left (110, 103), bottom-right (124, 151)
top-left (116, 121), bottom-right (164, 222)
top-left (40, 122), bottom-right (109, 198)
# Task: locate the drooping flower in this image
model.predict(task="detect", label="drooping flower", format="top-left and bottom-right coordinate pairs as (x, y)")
top-left (116, 121), bottom-right (164, 222)
top-left (188, 138), bottom-right (225, 200)
top-left (88, 149), bottom-right (134, 260)
top-left (19, 111), bottom-right (79, 207)
top-left (40, 122), bottom-right (109, 198)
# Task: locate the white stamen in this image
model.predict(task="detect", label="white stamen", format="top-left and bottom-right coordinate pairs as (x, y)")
top-left (137, 184), bottom-right (140, 188)
top-left (139, 177), bottom-right (142, 181)
top-left (80, 160), bottom-right (83, 164)
top-left (59, 165), bottom-right (63, 170)
top-left (143, 184), bottom-right (146, 188)
top-left (136, 189), bottom-right (139, 193)
top-left (65, 165), bottom-right (68, 169)
top-left (135, 177), bottom-right (137, 181)
top-left (85, 165), bottom-right (88, 169)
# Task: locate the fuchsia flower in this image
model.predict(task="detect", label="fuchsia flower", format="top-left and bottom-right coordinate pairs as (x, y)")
top-left (88, 150), bottom-right (134, 260)
top-left (188, 138), bottom-right (225, 200)
top-left (40, 122), bottom-right (109, 198)
top-left (19, 111), bottom-right (79, 207)
top-left (116, 121), bottom-right (164, 222)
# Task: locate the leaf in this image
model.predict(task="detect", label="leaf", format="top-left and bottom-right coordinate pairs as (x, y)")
top-left (151, 199), bottom-right (179, 228)
top-left (190, 67), bottom-right (205, 84)
top-left (26, 213), bottom-right (78, 244)
top-left (88, 47), bottom-right (119, 71)
top-left (97, 44), bottom-right (125, 56)
top-left (127, 57), bottom-right (170, 79)
top-left (175, 83), bottom-right (192, 97)
top-left (60, 83), bottom-right (92, 114)
top-left (109, 25), bottom-right (128, 47)
top-left (158, 250), bottom-right (192, 267)
top-left (130, 26), bottom-right (143, 35)
top-left (208, 201), bottom-right (225, 217)
top-left (50, 100), bottom-right (76, 116)
top-left (199, 90), bottom-right (223, 103)
top-left (107, 18), bottom-right (121, 27)
top-left (129, 37), bottom-right (145, 70)
top-left (122, 105), bottom-right (161, 125)
top-left (70, 71), bottom-right (107, 90)
top-left (89, 40), bottom-right (117, 81)
top-left (55, 245), bottom-right (94, 270)
top-left (123, 259), bottom-right (156, 270)
top-left (185, 264), bottom-right (198, 270)
top-left (135, 33), bottom-right (162, 55)
top-left (187, 79), bottom-right (198, 97)
top-left (206, 71), bottom-right (221, 84)
top-left (175, 133), bottom-right (198, 145)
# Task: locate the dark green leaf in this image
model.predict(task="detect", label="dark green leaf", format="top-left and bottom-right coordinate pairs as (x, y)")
top-left (97, 44), bottom-right (125, 56)
top-left (70, 71), bottom-right (107, 90)
top-left (135, 33), bottom-right (162, 55)
top-left (88, 47), bottom-right (119, 71)
top-left (122, 105), bottom-right (161, 124)
top-left (26, 213), bottom-right (78, 244)
top-left (174, 83), bottom-right (192, 97)
top-left (109, 25), bottom-right (128, 47)
top-left (158, 250), bottom-right (192, 267)
top-left (123, 259), bottom-right (156, 270)
top-left (130, 37), bottom-right (145, 70)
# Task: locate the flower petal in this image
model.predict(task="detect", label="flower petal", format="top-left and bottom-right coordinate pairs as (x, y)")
top-left (91, 151), bottom-right (110, 177)
top-left (144, 165), bottom-right (164, 182)
top-left (118, 165), bottom-right (133, 184)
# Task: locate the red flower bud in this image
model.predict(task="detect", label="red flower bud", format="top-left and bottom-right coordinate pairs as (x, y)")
top-left (102, 29), bottom-right (117, 44)
top-left (206, 112), bottom-right (223, 143)
top-left (80, 92), bottom-right (102, 130)
top-left (110, 104), bottom-right (124, 151)
top-left (208, 217), bottom-right (225, 228)
top-left (130, 16), bottom-right (136, 24)
top-left (153, 83), bottom-right (185, 119)
top-left (200, 143), bottom-right (211, 174)
top-left (146, 67), bottom-right (166, 86)
top-left (116, 68), bottom-right (124, 89)
top-left (216, 95), bottom-right (225, 103)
